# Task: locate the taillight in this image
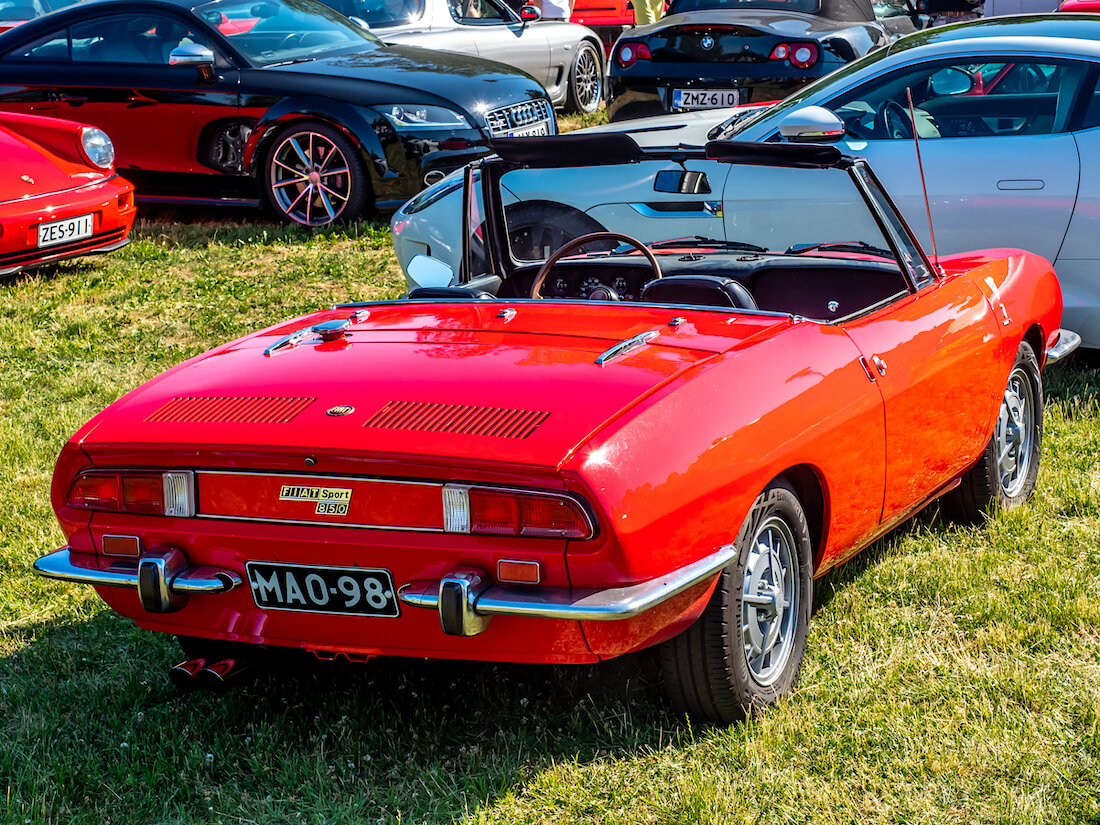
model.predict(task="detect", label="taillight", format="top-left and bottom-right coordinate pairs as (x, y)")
top-left (616, 42), bottom-right (651, 68)
top-left (441, 484), bottom-right (594, 539)
top-left (771, 42), bottom-right (818, 69)
top-left (67, 470), bottom-right (195, 517)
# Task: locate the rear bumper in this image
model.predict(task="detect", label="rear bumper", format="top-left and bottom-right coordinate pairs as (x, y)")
top-left (398, 543), bottom-right (734, 635)
top-left (607, 75), bottom-right (811, 121)
top-left (1045, 328), bottom-right (1081, 365)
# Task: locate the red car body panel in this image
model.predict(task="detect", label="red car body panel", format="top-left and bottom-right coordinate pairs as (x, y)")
top-left (41, 238), bottom-right (1063, 664)
top-left (0, 111), bottom-right (135, 276)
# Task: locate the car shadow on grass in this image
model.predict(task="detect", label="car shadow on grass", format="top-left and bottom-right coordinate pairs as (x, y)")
top-left (2, 610), bottom-right (686, 822)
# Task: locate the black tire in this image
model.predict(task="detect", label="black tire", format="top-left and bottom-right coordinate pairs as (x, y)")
top-left (564, 40), bottom-right (603, 115)
top-left (262, 120), bottom-right (370, 227)
top-left (659, 480), bottom-right (813, 724)
top-left (941, 340), bottom-right (1042, 522)
top-left (504, 200), bottom-right (611, 260)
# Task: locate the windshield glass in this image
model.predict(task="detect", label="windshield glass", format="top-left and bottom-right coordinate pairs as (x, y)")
top-left (195, 0), bottom-right (381, 66)
top-left (339, 0), bottom-right (425, 27)
top-left (497, 161), bottom-right (899, 265)
top-left (669, 0), bottom-right (819, 12)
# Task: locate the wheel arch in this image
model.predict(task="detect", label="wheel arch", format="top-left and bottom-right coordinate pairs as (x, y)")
top-left (1023, 322), bottom-right (1045, 368)
top-left (243, 98), bottom-right (388, 198)
top-left (771, 464), bottom-right (827, 573)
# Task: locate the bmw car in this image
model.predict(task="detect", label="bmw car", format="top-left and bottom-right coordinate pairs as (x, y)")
top-left (0, 0), bottom-right (557, 225)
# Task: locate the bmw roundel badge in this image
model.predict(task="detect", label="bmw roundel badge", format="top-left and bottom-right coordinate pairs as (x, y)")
top-left (326, 405), bottom-right (355, 417)
top-left (701, 35), bottom-right (715, 50)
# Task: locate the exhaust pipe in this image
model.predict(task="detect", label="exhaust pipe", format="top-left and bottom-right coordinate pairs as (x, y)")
top-left (197, 657), bottom-right (258, 692)
top-left (169, 657), bottom-right (206, 690)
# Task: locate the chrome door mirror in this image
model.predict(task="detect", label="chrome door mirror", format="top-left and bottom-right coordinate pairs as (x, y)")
top-left (928, 66), bottom-right (975, 96)
top-left (407, 255), bottom-right (455, 289)
top-left (169, 44), bottom-right (216, 82)
top-left (777, 106), bottom-right (846, 143)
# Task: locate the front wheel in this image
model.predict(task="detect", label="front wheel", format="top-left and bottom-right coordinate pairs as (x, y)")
top-left (659, 480), bottom-right (813, 723)
top-left (564, 41), bottom-right (603, 115)
top-left (262, 121), bottom-right (370, 227)
top-left (941, 340), bottom-right (1042, 522)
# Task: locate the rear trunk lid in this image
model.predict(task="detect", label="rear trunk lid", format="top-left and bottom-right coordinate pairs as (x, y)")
top-left (75, 301), bottom-right (788, 470)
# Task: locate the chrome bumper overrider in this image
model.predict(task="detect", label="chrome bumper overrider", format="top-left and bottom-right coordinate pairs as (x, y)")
top-left (398, 543), bottom-right (737, 637)
top-left (34, 548), bottom-right (242, 613)
top-left (1046, 328), bottom-right (1082, 366)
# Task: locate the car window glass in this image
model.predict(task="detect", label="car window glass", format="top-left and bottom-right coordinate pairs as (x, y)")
top-left (853, 165), bottom-right (934, 288)
top-left (343, 0), bottom-right (425, 27)
top-left (7, 28), bottom-right (68, 59)
top-left (69, 13), bottom-right (217, 64)
top-left (828, 59), bottom-right (1085, 140)
top-left (872, 0), bottom-right (909, 16)
top-left (449, 0), bottom-right (508, 22)
top-left (1076, 70), bottom-right (1100, 130)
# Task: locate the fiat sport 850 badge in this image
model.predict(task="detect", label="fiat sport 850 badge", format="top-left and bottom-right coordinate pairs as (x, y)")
top-left (278, 485), bottom-right (352, 515)
top-left (326, 405), bottom-right (354, 417)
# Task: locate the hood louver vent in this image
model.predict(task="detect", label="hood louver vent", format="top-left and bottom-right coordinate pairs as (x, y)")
top-left (364, 401), bottom-right (549, 439)
top-left (146, 396), bottom-right (315, 424)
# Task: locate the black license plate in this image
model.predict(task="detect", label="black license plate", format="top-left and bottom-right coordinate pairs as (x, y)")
top-left (246, 562), bottom-right (399, 617)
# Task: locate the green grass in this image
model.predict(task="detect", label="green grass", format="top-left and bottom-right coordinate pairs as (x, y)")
top-left (1, 216), bottom-right (1099, 824)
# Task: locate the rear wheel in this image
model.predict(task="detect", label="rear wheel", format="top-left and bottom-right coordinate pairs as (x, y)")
top-left (504, 200), bottom-right (611, 260)
top-left (942, 340), bottom-right (1042, 522)
top-left (262, 120), bottom-right (369, 226)
top-left (659, 480), bottom-right (813, 723)
top-left (564, 41), bottom-right (602, 115)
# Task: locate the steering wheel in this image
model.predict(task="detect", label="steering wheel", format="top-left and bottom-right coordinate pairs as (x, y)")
top-left (278, 32), bottom-right (304, 49)
top-left (529, 232), bottom-right (662, 299)
top-left (874, 99), bottom-right (914, 140)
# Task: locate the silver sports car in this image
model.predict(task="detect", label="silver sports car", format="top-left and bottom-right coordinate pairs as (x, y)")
top-left (320, 0), bottom-right (605, 114)
top-left (393, 15), bottom-right (1100, 347)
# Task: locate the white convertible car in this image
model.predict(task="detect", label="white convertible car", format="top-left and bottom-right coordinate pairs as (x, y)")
top-left (392, 14), bottom-right (1100, 346)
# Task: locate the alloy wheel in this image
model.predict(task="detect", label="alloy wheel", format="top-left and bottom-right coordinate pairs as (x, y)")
top-left (996, 364), bottom-right (1035, 498)
top-left (268, 130), bottom-right (352, 226)
top-left (574, 47), bottom-right (601, 112)
top-left (741, 515), bottom-right (799, 686)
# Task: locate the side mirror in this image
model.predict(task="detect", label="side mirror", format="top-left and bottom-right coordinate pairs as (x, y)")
top-left (777, 106), bottom-right (846, 143)
top-left (406, 254), bottom-right (455, 289)
top-left (929, 66), bottom-right (974, 96)
top-left (169, 44), bottom-right (216, 82)
top-left (654, 169), bottom-right (711, 194)
top-left (519, 4), bottom-right (541, 21)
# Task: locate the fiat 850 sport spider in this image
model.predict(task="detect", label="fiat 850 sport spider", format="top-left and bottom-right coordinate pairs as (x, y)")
top-left (34, 135), bottom-right (1078, 721)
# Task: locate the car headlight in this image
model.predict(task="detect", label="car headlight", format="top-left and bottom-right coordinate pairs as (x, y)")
top-left (381, 104), bottom-right (471, 132)
top-left (80, 127), bottom-right (115, 170)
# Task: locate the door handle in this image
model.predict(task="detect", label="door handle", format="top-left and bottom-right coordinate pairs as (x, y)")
top-left (57, 94), bottom-right (87, 105)
top-left (997, 179), bottom-right (1044, 190)
top-left (872, 355), bottom-right (887, 376)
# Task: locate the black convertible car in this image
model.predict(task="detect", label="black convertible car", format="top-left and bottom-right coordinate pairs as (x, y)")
top-left (606, 0), bottom-right (925, 121)
top-left (0, 0), bottom-right (556, 224)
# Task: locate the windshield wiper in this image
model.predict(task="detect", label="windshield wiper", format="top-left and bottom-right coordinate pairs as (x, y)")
top-left (707, 109), bottom-right (755, 141)
top-left (646, 237), bottom-right (767, 253)
top-left (264, 56), bottom-right (318, 67)
top-left (785, 241), bottom-right (896, 260)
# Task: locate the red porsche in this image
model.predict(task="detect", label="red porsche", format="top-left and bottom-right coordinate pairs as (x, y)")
top-left (1, 111), bottom-right (135, 277)
top-left (33, 135), bottom-right (1077, 722)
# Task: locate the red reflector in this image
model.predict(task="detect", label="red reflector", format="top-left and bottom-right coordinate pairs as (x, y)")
top-left (102, 534), bottom-right (141, 558)
top-left (470, 490), bottom-right (519, 535)
top-left (69, 473), bottom-right (121, 511)
top-left (498, 559), bottom-right (541, 584)
top-left (122, 475), bottom-right (165, 515)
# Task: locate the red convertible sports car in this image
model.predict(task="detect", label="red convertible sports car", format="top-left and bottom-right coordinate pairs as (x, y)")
top-left (34, 135), bottom-right (1077, 721)
top-left (1, 111), bottom-right (135, 276)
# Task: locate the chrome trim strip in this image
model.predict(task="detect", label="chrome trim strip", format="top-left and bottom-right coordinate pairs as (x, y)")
top-left (33, 547), bottom-right (242, 593)
top-left (1045, 329), bottom-right (1081, 366)
top-left (595, 329), bottom-right (660, 365)
top-left (0, 173), bottom-right (120, 206)
top-left (398, 542), bottom-right (736, 621)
